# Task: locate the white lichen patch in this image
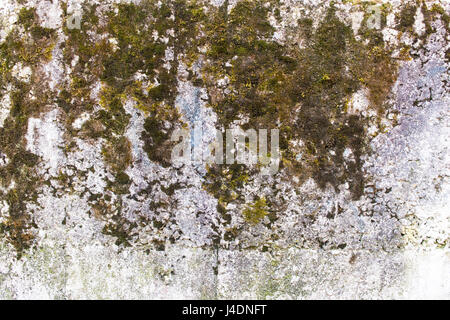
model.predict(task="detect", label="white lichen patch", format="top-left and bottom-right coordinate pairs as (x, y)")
top-left (348, 88), bottom-right (370, 115)
top-left (0, 0), bottom-right (18, 42)
top-left (25, 109), bottom-right (66, 176)
top-left (11, 63), bottom-right (32, 83)
top-left (72, 112), bottom-right (90, 130)
top-left (35, 0), bottom-right (63, 29)
top-left (413, 6), bottom-right (426, 36)
top-left (42, 44), bottom-right (65, 91)
top-left (0, 92), bottom-right (11, 128)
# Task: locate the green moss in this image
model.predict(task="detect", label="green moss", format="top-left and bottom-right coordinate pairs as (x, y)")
top-left (101, 2), bottom-right (172, 94)
top-left (161, 182), bottom-right (183, 196)
top-left (17, 7), bottom-right (55, 43)
top-left (98, 1), bottom-right (192, 169)
top-left (141, 105), bottom-right (181, 167)
top-left (102, 136), bottom-right (132, 174)
top-left (201, 4), bottom-right (398, 200)
top-left (397, 3), bottom-right (417, 32)
top-left (102, 135), bottom-right (133, 194)
top-left (17, 7), bottom-right (35, 30)
top-left (243, 197), bottom-right (269, 225)
top-left (428, 3), bottom-right (450, 35)
top-left (115, 171), bottom-right (130, 185)
top-left (57, 0), bottom-right (192, 246)
top-left (0, 146), bottom-right (40, 257)
top-left (80, 119), bottom-right (104, 139)
top-left (204, 163), bottom-right (255, 228)
top-left (101, 214), bottom-right (134, 247)
top-left (30, 26), bottom-right (55, 39)
top-left (0, 25), bottom-right (54, 70)
top-left (96, 87), bottom-right (130, 137)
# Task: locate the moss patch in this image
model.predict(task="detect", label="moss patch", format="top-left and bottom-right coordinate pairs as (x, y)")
top-left (0, 9), bottom-right (57, 256)
top-left (202, 3), bottom-right (399, 206)
top-left (243, 197), bottom-right (269, 225)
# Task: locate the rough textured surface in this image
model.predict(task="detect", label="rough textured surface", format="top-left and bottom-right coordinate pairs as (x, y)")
top-left (0, 0), bottom-right (448, 299)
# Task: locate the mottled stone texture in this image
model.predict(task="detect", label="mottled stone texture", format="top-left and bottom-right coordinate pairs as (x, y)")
top-left (0, 0), bottom-right (448, 299)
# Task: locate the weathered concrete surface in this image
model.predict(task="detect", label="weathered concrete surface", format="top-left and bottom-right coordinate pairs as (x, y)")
top-left (0, 0), bottom-right (449, 299)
